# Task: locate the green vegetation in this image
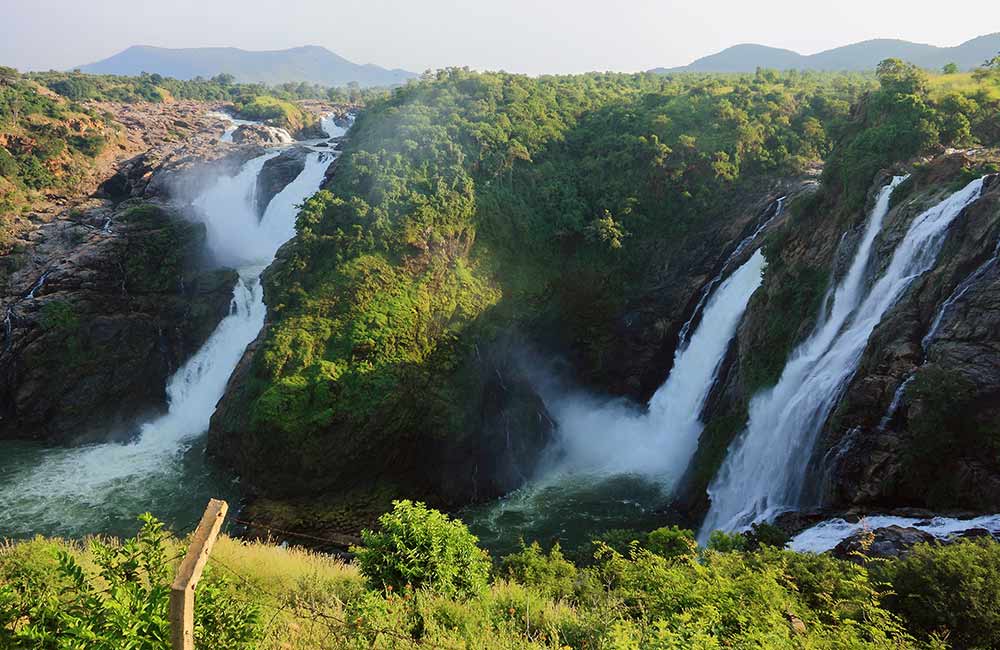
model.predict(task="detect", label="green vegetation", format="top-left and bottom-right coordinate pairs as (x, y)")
top-left (0, 68), bottom-right (113, 250)
top-left (232, 94), bottom-right (310, 131)
top-left (353, 500), bottom-right (492, 598)
top-left (824, 59), bottom-right (1000, 210)
top-left (27, 70), bottom-right (386, 105)
top-left (5, 504), bottom-right (999, 648)
top-left (0, 514), bottom-right (259, 649)
top-left (220, 66), bottom-right (878, 502)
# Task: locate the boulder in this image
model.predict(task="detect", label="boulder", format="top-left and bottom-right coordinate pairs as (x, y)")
top-left (832, 525), bottom-right (936, 560)
top-left (255, 147), bottom-right (309, 217)
top-left (231, 124), bottom-right (293, 146)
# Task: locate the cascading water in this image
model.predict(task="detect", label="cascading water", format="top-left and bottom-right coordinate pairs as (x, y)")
top-left (701, 176), bottom-right (986, 539)
top-left (467, 247), bottom-right (767, 552)
top-left (0, 132), bottom-right (336, 538)
top-left (208, 110), bottom-right (274, 143)
top-left (552, 249), bottom-right (767, 482)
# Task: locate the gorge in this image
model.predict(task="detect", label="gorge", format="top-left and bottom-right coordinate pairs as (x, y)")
top-left (2, 62), bottom-right (1000, 560)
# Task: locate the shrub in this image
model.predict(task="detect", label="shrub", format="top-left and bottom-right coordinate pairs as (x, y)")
top-left (746, 522), bottom-right (791, 550)
top-left (645, 526), bottom-right (698, 560)
top-left (706, 530), bottom-right (748, 553)
top-left (0, 514), bottom-right (260, 649)
top-left (353, 500), bottom-right (491, 598)
top-left (500, 541), bottom-right (577, 599)
top-left (883, 539), bottom-right (1000, 649)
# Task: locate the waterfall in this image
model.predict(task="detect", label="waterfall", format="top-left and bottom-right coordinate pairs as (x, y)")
top-left (467, 248), bottom-right (767, 550)
top-left (321, 113), bottom-right (348, 139)
top-left (207, 111), bottom-right (259, 143)
top-left (677, 198), bottom-right (784, 349)
top-left (701, 176), bottom-right (985, 539)
top-left (549, 248), bottom-right (766, 486)
top-left (0, 145), bottom-right (335, 537)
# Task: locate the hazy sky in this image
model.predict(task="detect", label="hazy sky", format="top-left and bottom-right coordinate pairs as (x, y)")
top-left (2, 0), bottom-right (998, 75)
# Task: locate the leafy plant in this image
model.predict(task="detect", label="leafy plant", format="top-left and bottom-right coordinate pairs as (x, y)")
top-left (0, 514), bottom-right (260, 649)
top-left (353, 500), bottom-right (491, 598)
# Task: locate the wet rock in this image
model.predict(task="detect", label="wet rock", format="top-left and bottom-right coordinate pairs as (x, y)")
top-left (816, 155), bottom-right (1000, 512)
top-left (255, 147), bottom-right (309, 217)
top-left (832, 525), bottom-right (937, 560)
top-left (0, 203), bottom-right (236, 444)
top-left (231, 124), bottom-right (293, 146)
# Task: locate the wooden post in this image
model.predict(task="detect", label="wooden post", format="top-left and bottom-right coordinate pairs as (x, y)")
top-left (170, 498), bottom-right (228, 650)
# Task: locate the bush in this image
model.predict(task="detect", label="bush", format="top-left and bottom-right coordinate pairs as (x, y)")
top-left (500, 541), bottom-right (577, 599)
top-left (883, 539), bottom-right (1000, 649)
top-left (645, 525), bottom-right (698, 560)
top-left (353, 500), bottom-right (491, 598)
top-left (0, 514), bottom-right (260, 649)
top-left (706, 530), bottom-right (748, 553)
top-left (746, 522), bottom-right (792, 550)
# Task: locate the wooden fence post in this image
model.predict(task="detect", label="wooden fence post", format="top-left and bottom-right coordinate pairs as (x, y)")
top-left (170, 498), bottom-right (228, 650)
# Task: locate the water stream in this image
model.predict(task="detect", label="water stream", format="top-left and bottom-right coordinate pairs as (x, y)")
top-left (0, 118), bottom-right (344, 539)
top-left (701, 176), bottom-right (985, 539)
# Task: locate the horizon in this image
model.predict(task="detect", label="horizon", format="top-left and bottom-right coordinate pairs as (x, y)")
top-left (2, 0), bottom-right (998, 76)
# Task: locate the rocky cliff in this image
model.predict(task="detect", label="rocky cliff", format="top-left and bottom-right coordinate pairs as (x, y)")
top-left (676, 150), bottom-right (1000, 523)
top-left (0, 103), bottom-right (278, 443)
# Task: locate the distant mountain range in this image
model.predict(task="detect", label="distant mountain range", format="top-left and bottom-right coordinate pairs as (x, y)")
top-left (654, 33), bottom-right (1000, 74)
top-left (79, 45), bottom-right (417, 87)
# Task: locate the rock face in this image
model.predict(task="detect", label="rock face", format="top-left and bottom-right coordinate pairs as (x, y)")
top-left (254, 147), bottom-right (309, 217)
top-left (0, 203), bottom-right (235, 443)
top-left (815, 166), bottom-right (1000, 511)
top-left (0, 102), bottom-right (267, 444)
top-left (677, 151), bottom-right (1000, 524)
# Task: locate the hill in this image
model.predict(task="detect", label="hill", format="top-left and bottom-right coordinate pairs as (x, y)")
top-left (78, 45), bottom-right (417, 87)
top-left (654, 33), bottom-right (1000, 73)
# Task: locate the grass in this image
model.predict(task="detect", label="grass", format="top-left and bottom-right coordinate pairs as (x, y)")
top-left (927, 72), bottom-right (1000, 101)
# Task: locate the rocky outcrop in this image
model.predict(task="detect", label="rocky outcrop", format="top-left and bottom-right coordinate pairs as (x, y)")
top-left (0, 203), bottom-right (235, 443)
top-left (832, 525), bottom-right (937, 560)
top-left (254, 147), bottom-right (309, 217)
top-left (678, 150), bottom-right (1000, 524)
top-left (816, 161), bottom-right (1000, 511)
top-left (231, 124), bottom-right (293, 146)
top-left (100, 143), bottom-right (265, 203)
top-left (0, 102), bottom-right (271, 444)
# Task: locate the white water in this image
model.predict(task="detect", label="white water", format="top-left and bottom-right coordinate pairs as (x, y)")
top-left (701, 176), bottom-right (986, 539)
top-left (790, 514), bottom-right (1000, 553)
top-left (0, 140), bottom-right (335, 537)
top-left (320, 113), bottom-right (348, 139)
top-left (207, 110), bottom-right (259, 143)
top-left (550, 249), bottom-right (766, 486)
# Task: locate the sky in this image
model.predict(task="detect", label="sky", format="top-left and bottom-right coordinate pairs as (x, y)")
top-left (2, 0), bottom-right (998, 75)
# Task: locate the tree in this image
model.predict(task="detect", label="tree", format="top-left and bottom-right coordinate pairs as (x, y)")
top-left (876, 58), bottom-right (928, 96)
top-left (0, 66), bottom-right (18, 86)
top-left (942, 62), bottom-right (959, 75)
top-left (212, 73), bottom-right (236, 86)
top-left (352, 500), bottom-right (491, 597)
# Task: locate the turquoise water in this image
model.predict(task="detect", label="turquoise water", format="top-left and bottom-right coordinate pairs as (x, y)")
top-left (462, 473), bottom-right (676, 556)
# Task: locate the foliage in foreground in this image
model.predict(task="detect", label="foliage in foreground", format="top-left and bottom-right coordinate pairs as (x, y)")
top-left (4, 504), bottom-right (999, 649)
